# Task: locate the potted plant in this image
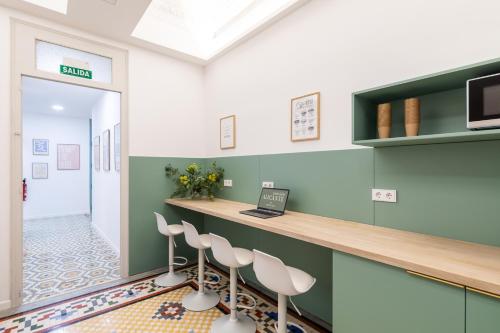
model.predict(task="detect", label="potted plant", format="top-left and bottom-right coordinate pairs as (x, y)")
top-left (165, 162), bottom-right (224, 199)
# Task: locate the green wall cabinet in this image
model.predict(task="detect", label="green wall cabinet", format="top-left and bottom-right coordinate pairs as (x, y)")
top-left (332, 252), bottom-right (465, 333)
top-left (466, 290), bottom-right (500, 333)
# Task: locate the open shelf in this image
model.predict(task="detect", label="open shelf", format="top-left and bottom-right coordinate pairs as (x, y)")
top-left (352, 58), bottom-right (500, 147)
top-left (354, 128), bottom-right (500, 147)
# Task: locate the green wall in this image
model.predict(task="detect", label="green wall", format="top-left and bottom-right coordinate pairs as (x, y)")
top-left (128, 140), bottom-right (500, 326)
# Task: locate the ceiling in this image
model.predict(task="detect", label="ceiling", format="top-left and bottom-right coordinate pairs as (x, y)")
top-left (22, 76), bottom-right (106, 118)
top-left (0, 0), bottom-right (309, 64)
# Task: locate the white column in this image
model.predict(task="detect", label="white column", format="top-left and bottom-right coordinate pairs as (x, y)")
top-left (277, 293), bottom-right (287, 333)
top-left (230, 267), bottom-right (237, 321)
top-left (168, 235), bottom-right (174, 274)
top-left (198, 249), bottom-right (205, 294)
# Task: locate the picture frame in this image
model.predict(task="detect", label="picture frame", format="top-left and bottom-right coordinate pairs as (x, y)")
top-left (93, 136), bottom-right (100, 172)
top-left (103, 129), bottom-right (110, 172)
top-left (32, 163), bottom-right (48, 179)
top-left (290, 92), bottom-right (320, 142)
top-left (220, 115), bottom-right (236, 149)
top-left (33, 139), bottom-right (49, 155)
top-left (114, 123), bottom-right (120, 172)
top-left (57, 144), bottom-right (80, 170)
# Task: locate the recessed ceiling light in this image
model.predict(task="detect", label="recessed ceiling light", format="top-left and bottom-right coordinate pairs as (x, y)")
top-left (132, 0), bottom-right (305, 60)
top-left (22, 0), bottom-right (68, 14)
top-left (52, 105), bottom-right (64, 111)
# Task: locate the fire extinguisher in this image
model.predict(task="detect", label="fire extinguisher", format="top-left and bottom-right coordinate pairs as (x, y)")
top-left (22, 178), bottom-right (27, 202)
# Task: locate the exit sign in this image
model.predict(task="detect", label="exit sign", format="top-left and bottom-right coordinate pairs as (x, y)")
top-left (59, 65), bottom-right (93, 80)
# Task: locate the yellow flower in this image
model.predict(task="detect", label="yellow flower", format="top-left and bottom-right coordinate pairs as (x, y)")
top-left (208, 173), bottom-right (217, 182)
top-left (179, 175), bottom-right (189, 185)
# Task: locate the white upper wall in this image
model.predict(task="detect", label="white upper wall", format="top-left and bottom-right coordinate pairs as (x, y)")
top-left (204, 0), bottom-right (500, 157)
top-left (23, 113), bottom-right (90, 220)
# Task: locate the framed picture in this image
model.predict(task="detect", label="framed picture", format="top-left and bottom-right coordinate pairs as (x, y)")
top-left (291, 92), bottom-right (320, 142)
top-left (220, 115), bottom-right (236, 149)
top-left (114, 123), bottom-right (120, 172)
top-left (33, 139), bottom-right (49, 155)
top-left (103, 129), bottom-right (110, 172)
top-left (32, 163), bottom-right (48, 179)
top-left (93, 136), bottom-right (100, 172)
top-left (57, 144), bottom-right (80, 170)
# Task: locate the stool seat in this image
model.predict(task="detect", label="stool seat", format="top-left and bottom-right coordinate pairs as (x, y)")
top-left (233, 248), bottom-right (254, 267)
top-left (199, 234), bottom-right (212, 249)
top-left (165, 224), bottom-right (184, 236)
top-left (287, 266), bottom-right (316, 295)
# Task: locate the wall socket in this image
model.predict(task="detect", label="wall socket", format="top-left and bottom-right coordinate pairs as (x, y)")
top-left (223, 179), bottom-right (233, 187)
top-left (262, 181), bottom-right (274, 188)
top-left (372, 189), bottom-right (397, 203)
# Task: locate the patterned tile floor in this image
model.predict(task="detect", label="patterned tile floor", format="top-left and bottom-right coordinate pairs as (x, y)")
top-left (23, 215), bottom-right (120, 304)
top-left (0, 265), bottom-right (329, 333)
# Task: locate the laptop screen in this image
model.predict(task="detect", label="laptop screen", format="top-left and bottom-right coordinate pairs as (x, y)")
top-left (257, 188), bottom-right (289, 213)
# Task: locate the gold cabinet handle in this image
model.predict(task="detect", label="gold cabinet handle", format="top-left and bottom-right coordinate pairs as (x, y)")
top-left (467, 287), bottom-right (500, 300)
top-left (406, 271), bottom-right (464, 289)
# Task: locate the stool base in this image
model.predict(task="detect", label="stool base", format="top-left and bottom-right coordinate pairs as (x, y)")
top-left (210, 312), bottom-right (256, 333)
top-left (182, 290), bottom-right (220, 312)
top-left (154, 271), bottom-right (187, 287)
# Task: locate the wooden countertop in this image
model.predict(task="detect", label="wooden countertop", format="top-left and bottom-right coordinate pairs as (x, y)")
top-left (166, 198), bottom-right (500, 296)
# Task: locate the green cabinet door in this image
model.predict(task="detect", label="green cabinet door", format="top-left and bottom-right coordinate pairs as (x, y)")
top-left (332, 251), bottom-right (465, 333)
top-left (466, 289), bottom-right (500, 333)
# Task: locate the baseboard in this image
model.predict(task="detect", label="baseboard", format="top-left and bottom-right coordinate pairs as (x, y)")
top-left (24, 212), bottom-right (90, 221)
top-left (0, 300), bottom-right (11, 312)
top-left (92, 223), bottom-right (120, 255)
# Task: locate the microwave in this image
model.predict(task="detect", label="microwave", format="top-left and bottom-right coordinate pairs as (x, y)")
top-left (467, 73), bottom-right (500, 129)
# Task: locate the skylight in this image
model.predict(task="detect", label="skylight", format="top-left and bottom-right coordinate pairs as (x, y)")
top-left (22, 0), bottom-right (68, 14)
top-left (132, 0), bottom-right (305, 60)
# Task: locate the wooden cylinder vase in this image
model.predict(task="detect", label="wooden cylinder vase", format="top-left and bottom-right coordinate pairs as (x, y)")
top-left (405, 97), bottom-right (420, 136)
top-left (377, 103), bottom-right (392, 139)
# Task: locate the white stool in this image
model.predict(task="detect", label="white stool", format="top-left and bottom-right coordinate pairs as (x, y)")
top-left (153, 212), bottom-right (188, 287)
top-left (253, 250), bottom-right (316, 333)
top-left (209, 233), bottom-right (256, 333)
top-left (181, 220), bottom-right (220, 312)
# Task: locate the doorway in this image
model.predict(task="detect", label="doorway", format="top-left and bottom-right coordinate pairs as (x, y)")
top-left (21, 77), bottom-right (121, 304)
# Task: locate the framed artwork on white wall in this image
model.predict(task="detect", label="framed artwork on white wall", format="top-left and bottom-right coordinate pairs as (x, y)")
top-left (32, 163), bottom-right (48, 179)
top-left (33, 139), bottom-right (49, 155)
top-left (114, 123), bottom-right (120, 172)
top-left (103, 129), bottom-right (110, 171)
top-left (220, 115), bottom-right (236, 149)
top-left (93, 136), bottom-right (100, 171)
top-left (57, 144), bottom-right (80, 170)
top-left (291, 92), bottom-right (320, 142)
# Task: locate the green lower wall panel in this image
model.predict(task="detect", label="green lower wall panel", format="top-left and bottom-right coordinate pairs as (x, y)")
top-left (129, 156), bottom-right (205, 275)
top-left (332, 251), bottom-right (465, 333)
top-left (466, 290), bottom-right (500, 333)
top-left (203, 215), bottom-right (332, 324)
top-left (374, 140), bottom-right (500, 247)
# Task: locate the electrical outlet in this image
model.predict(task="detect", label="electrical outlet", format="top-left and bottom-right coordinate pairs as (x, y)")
top-left (262, 181), bottom-right (274, 188)
top-left (372, 189), bottom-right (397, 203)
top-left (223, 179), bottom-right (233, 187)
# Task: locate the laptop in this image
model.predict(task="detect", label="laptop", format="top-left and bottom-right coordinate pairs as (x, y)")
top-left (240, 188), bottom-right (290, 219)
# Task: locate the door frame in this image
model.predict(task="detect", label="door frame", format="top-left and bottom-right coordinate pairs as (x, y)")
top-left (10, 19), bottom-right (129, 308)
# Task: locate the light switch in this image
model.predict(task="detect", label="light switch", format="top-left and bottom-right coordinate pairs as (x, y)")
top-left (224, 179), bottom-right (233, 187)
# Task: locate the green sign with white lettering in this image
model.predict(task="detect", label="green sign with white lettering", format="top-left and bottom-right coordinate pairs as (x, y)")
top-left (59, 65), bottom-right (93, 80)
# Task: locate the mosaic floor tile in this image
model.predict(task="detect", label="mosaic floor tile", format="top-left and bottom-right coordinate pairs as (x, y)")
top-left (1, 265), bottom-right (328, 333)
top-left (23, 215), bottom-right (121, 304)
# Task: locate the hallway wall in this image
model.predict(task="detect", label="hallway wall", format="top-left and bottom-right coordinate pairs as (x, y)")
top-left (22, 113), bottom-right (90, 220)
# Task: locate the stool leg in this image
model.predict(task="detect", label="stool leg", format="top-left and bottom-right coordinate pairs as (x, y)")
top-left (277, 293), bottom-right (287, 333)
top-left (154, 235), bottom-right (187, 287)
top-left (230, 267), bottom-right (237, 321)
top-left (198, 249), bottom-right (205, 294)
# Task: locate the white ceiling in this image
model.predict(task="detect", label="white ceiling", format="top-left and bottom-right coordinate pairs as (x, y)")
top-left (22, 76), bottom-right (106, 118)
top-left (0, 0), bottom-right (309, 64)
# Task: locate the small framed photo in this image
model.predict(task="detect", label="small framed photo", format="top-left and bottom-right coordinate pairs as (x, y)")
top-left (220, 115), bottom-right (236, 149)
top-left (33, 139), bottom-right (49, 155)
top-left (93, 136), bottom-right (100, 172)
top-left (291, 92), bottom-right (320, 142)
top-left (57, 144), bottom-right (80, 170)
top-left (103, 129), bottom-right (110, 172)
top-left (32, 163), bottom-right (48, 179)
top-left (114, 123), bottom-right (120, 172)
